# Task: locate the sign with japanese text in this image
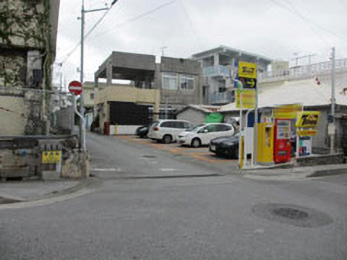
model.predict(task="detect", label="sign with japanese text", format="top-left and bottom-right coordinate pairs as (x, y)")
top-left (42, 151), bottom-right (62, 164)
top-left (238, 61), bottom-right (257, 79)
top-left (295, 111), bottom-right (320, 128)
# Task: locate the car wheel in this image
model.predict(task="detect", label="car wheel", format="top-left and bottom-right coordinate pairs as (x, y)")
top-left (163, 135), bottom-right (172, 144)
top-left (191, 138), bottom-right (201, 148)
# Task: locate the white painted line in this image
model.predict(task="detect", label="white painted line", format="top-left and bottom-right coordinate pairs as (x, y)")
top-left (92, 168), bottom-right (123, 172)
top-left (160, 168), bottom-right (180, 172)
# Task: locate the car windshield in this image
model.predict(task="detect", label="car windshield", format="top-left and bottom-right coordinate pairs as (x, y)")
top-left (189, 124), bottom-right (206, 132)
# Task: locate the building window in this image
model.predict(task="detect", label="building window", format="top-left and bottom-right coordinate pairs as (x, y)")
top-left (180, 75), bottom-right (194, 90)
top-left (90, 92), bottom-right (94, 100)
top-left (162, 72), bottom-right (177, 90)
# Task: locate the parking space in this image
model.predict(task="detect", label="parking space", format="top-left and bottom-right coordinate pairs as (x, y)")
top-left (117, 136), bottom-right (237, 165)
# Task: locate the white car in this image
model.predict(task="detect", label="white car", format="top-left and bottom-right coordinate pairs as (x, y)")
top-left (148, 120), bottom-right (194, 144)
top-left (178, 123), bottom-right (235, 148)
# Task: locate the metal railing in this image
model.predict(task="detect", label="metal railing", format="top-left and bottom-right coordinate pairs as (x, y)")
top-left (260, 58), bottom-right (347, 82)
top-left (209, 91), bottom-right (233, 104)
top-left (203, 65), bottom-right (230, 77)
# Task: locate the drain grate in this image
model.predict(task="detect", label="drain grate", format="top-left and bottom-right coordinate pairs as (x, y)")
top-left (273, 207), bottom-right (309, 220)
top-left (252, 203), bottom-right (333, 228)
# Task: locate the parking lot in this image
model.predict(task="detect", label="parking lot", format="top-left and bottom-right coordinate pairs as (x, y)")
top-left (117, 135), bottom-right (238, 166)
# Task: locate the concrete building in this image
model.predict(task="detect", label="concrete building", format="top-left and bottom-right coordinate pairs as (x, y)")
top-left (94, 51), bottom-right (203, 118)
top-left (93, 85), bottom-right (160, 135)
top-left (192, 45), bottom-right (272, 105)
top-left (0, 0), bottom-right (60, 136)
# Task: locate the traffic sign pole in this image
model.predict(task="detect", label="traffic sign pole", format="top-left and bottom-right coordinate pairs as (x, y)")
top-left (68, 80), bottom-right (85, 150)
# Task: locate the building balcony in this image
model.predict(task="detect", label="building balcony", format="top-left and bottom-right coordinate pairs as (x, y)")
top-left (209, 91), bottom-right (233, 105)
top-left (203, 65), bottom-right (230, 77)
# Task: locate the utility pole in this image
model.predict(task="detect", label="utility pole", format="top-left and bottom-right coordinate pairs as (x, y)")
top-left (253, 57), bottom-right (259, 166)
top-left (330, 47), bottom-right (336, 153)
top-left (79, 0), bottom-right (118, 150)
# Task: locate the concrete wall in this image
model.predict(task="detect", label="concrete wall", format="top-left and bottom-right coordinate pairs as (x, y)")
top-left (111, 52), bottom-right (156, 71)
top-left (157, 58), bottom-right (203, 108)
top-left (0, 94), bottom-right (26, 136)
top-left (94, 86), bottom-right (160, 133)
top-left (176, 109), bottom-right (206, 125)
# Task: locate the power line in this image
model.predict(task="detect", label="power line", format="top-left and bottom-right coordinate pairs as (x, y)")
top-left (93, 0), bottom-right (176, 37)
top-left (60, 0), bottom-right (176, 63)
top-left (60, 2), bottom-right (117, 64)
top-left (269, 0), bottom-right (347, 46)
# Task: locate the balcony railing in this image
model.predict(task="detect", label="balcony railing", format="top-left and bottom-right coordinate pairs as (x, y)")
top-left (209, 91), bottom-right (233, 104)
top-left (260, 58), bottom-right (347, 82)
top-left (203, 65), bottom-right (230, 77)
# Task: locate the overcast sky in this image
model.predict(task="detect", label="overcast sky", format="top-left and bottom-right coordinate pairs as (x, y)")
top-left (55, 0), bottom-right (347, 86)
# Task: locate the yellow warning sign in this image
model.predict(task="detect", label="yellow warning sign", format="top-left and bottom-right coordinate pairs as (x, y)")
top-left (238, 61), bottom-right (257, 79)
top-left (236, 89), bottom-right (256, 109)
top-left (42, 151), bottom-right (62, 164)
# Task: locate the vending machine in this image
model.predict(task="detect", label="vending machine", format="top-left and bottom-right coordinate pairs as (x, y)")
top-left (257, 123), bottom-right (274, 164)
top-left (274, 119), bottom-right (292, 163)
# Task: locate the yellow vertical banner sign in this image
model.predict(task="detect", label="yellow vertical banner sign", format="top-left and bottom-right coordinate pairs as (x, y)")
top-left (236, 89), bottom-right (255, 109)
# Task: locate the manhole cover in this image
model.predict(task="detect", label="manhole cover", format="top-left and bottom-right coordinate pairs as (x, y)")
top-left (142, 155), bottom-right (156, 158)
top-left (273, 207), bottom-right (309, 220)
top-left (252, 203), bottom-right (333, 228)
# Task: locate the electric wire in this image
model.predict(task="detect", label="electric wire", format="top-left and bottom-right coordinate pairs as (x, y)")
top-left (93, 0), bottom-right (176, 38)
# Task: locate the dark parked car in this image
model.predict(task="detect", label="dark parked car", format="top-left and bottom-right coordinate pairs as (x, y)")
top-left (135, 125), bottom-right (149, 138)
top-left (209, 133), bottom-right (240, 158)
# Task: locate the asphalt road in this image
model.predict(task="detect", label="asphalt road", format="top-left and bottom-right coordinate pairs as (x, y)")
top-left (1, 133), bottom-right (346, 260)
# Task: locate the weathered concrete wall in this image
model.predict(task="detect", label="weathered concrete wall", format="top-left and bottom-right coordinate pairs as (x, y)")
top-left (0, 94), bottom-right (27, 136)
top-left (111, 52), bottom-right (156, 71)
top-left (0, 52), bottom-right (27, 87)
top-left (176, 109), bottom-right (206, 125)
top-left (157, 58), bottom-right (203, 107)
top-left (0, 0), bottom-right (47, 48)
top-left (161, 57), bottom-right (201, 74)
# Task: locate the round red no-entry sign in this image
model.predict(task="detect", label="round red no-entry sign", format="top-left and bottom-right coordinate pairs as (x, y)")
top-left (68, 80), bottom-right (83, 95)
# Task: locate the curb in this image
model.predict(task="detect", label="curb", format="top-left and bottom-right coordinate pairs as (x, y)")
top-left (308, 168), bottom-right (347, 178)
top-left (0, 177), bottom-right (100, 209)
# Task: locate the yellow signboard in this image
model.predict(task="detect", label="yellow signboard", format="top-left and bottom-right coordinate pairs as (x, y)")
top-left (236, 89), bottom-right (255, 109)
top-left (298, 129), bottom-right (318, 136)
top-left (273, 104), bottom-right (302, 119)
top-left (295, 111), bottom-right (320, 128)
top-left (42, 151), bottom-right (62, 164)
top-left (238, 61), bottom-right (257, 79)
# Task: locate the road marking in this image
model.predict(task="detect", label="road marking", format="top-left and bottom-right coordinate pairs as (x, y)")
top-left (92, 168), bottom-right (122, 172)
top-left (160, 168), bottom-right (181, 172)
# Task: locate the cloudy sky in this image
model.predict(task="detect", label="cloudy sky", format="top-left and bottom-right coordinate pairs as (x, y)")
top-left (55, 0), bottom-right (347, 86)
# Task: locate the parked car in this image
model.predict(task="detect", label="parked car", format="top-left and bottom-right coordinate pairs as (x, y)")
top-left (178, 123), bottom-right (235, 148)
top-left (148, 120), bottom-right (195, 144)
top-left (209, 133), bottom-right (240, 158)
top-left (135, 125), bottom-right (149, 138)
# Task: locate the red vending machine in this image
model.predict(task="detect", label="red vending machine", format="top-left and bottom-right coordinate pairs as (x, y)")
top-left (274, 119), bottom-right (292, 163)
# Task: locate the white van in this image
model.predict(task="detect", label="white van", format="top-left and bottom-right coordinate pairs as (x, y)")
top-left (148, 120), bottom-right (194, 144)
top-left (178, 123), bottom-right (235, 148)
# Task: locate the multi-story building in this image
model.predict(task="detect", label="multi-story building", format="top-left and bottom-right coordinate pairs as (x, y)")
top-left (0, 0), bottom-right (60, 135)
top-left (94, 51), bottom-right (203, 118)
top-left (192, 45), bottom-right (272, 105)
